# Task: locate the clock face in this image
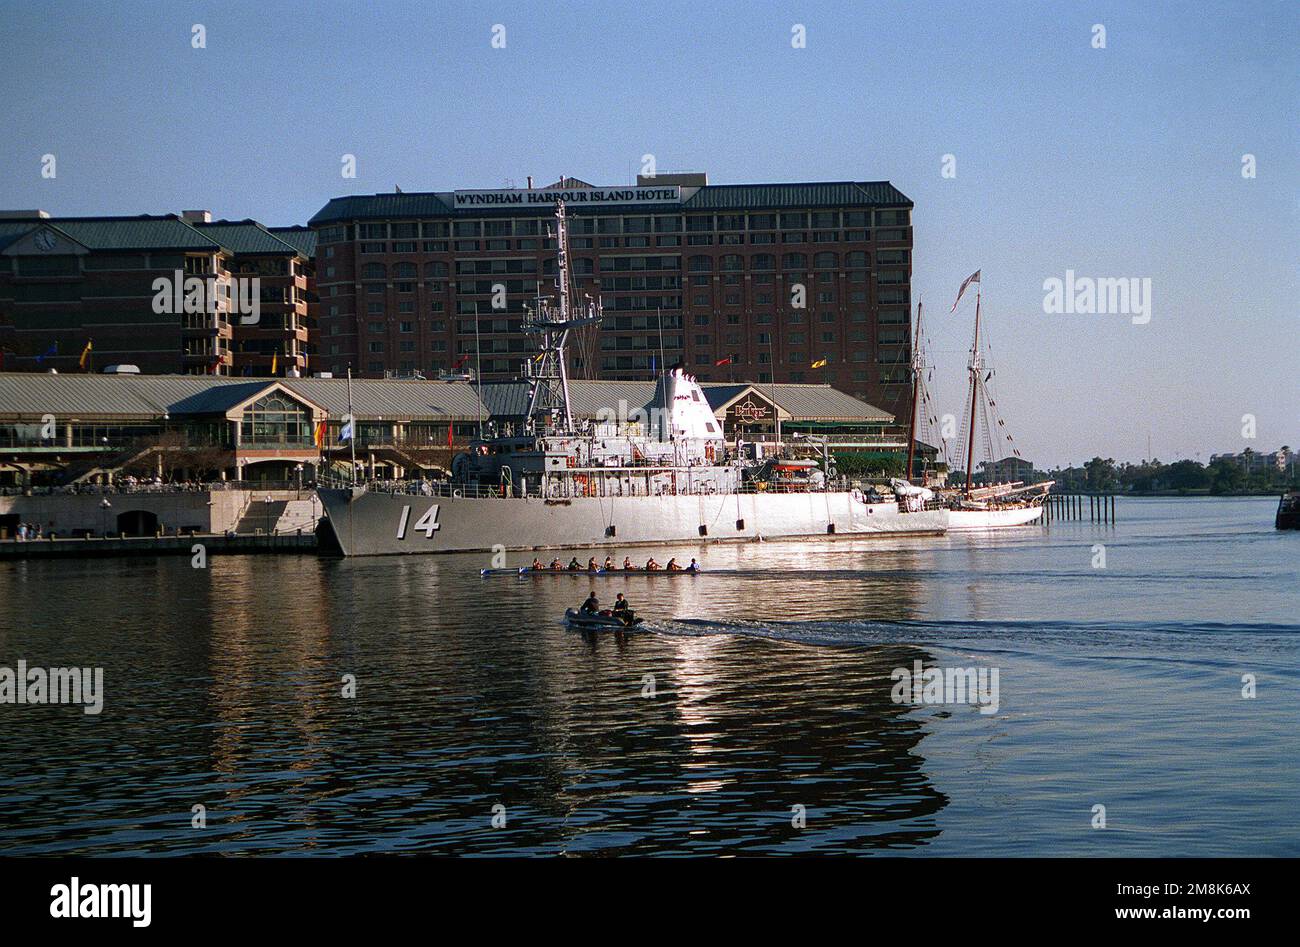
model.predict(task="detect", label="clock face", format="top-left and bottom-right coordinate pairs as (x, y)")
top-left (34, 231), bottom-right (57, 251)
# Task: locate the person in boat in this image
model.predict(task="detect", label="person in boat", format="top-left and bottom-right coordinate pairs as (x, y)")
top-left (687, 558), bottom-right (699, 573)
top-left (623, 556), bottom-right (635, 570)
top-left (532, 558), bottom-right (544, 571)
top-left (549, 557), bottom-right (564, 571)
top-left (568, 557), bottom-right (582, 571)
top-left (666, 557), bottom-right (682, 572)
top-left (612, 593), bottom-right (634, 625)
top-left (645, 557), bottom-right (661, 571)
top-left (580, 592), bottom-right (600, 615)
top-left (587, 556), bottom-right (599, 572)
top-left (604, 555), bottom-right (615, 570)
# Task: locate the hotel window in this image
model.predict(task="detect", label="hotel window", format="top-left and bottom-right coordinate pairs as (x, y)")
top-left (368, 321), bottom-right (384, 332)
top-left (725, 293), bottom-right (741, 305)
top-left (423, 241), bottom-right (448, 252)
top-left (844, 212), bottom-right (868, 227)
top-left (727, 314), bottom-right (740, 325)
top-left (717, 214), bottom-right (745, 231)
top-left (486, 240), bottom-right (510, 251)
top-left (720, 254), bottom-right (743, 272)
top-left (749, 233), bottom-right (774, 244)
top-left (654, 216), bottom-right (682, 232)
top-left (366, 284), bottom-right (384, 294)
top-left (750, 214), bottom-right (776, 230)
top-left (431, 340), bottom-right (446, 351)
top-left (780, 212), bottom-right (807, 228)
top-left (782, 253), bottom-right (806, 270)
top-left (361, 243), bottom-right (385, 253)
top-left (393, 242), bottom-right (416, 253)
top-left (454, 221), bottom-right (481, 237)
top-left (755, 312), bottom-right (772, 324)
top-left (399, 341), bottom-right (415, 353)
top-left (811, 212), bottom-right (838, 229)
top-left (397, 283), bottom-right (415, 294)
top-left (846, 252), bottom-right (868, 268)
top-left (329, 305), bottom-right (339, 316)
top-left (625, 237), bottom-right (650, 248)
top-left (694, 314), bottom-right (710, 326)
top-left (756, 292), bottom-right (773, 304)
top-left (362, 263), bottom-right (386, 279)
top-left (821, 311), bottom-right (835, 322)
top-left (818, 291), bottom-right (834, 303)
top-left (688, 255), bottom-right (712, 272)
top-left (850, 290), bottom-right (867, 303)
top-left (399, 321), bottom-right (414, 332)
top-left (599, 237), bottom-right (619, 248)
top-left (781, 232), bottom-right (806, 243)
top-left (367, 303), bottom-right (384, 315)
top-left (430, 319), bottom-right (446, 331)
top-left (758, 353), bottom-right (771, 364)
top-left (368, 342), bottom-right (384, 353)
top-left (367, 362), bottom-right (383, 373)
top-left (846, 230), bottom-right (868, 241)
top-left (656, 235), bottom-right (680, 247)
top-left (876, 210), bottom-right (910, 226)
top-left (821, 331), bottom-right (835, 342)
top-left (685, 216), bottom-right (712, 232)
top-left (788, 351), bottom-right (804, 363)
top-left (814, 252), bottom-right (837, 269)
top-left (360, 224), bottom-right (387, 239)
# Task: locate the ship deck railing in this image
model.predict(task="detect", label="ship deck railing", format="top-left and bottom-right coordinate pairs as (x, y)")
top-left (321, 477), bottom-right (924, 506)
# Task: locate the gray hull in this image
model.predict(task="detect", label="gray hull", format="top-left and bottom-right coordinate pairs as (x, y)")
top-left (318, 487), bottom-right (948, 556)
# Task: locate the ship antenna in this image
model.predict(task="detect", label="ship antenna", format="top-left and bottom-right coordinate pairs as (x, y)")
top-left (522, 200), bottom-right (601, 436)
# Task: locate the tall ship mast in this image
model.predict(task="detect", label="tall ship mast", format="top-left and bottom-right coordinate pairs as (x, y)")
top-left (944, 271), bottom-right (1053, 529)
top-left (316, 197), bottom-right (953, 555)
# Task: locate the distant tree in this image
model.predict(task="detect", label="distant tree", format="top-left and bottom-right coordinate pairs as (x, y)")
top-left (1208, 457), bottom-right (1246, 494)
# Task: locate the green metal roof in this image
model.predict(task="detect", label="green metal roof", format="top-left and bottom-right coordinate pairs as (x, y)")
top-left (268, 226), bottom-right (317, 258)
top-left (193, 220), bottom-right (304, 256)
top-left (308, 179), bottom-right (911, 225)
top-left (0, 373), bottom-right (893, 424)
top-left (682, 181), bottom-right (911, 209)
top-left (39, 216), bottom-right (223, 251)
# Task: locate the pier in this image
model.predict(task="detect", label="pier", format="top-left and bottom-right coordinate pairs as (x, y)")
top-left (0, 531), bottom-right (317, 559)
top-left (1044, 492), bottom-right (1117, 524)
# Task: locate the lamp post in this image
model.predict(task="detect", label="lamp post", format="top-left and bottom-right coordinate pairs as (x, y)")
top-left (295, 463), bottom-right (303, 499)
top-left (264, 494), bottom-right (273, 535)
top-left (100, 497), bottom-right (111, 538)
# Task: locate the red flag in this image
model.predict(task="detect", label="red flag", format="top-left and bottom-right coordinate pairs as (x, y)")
top-left (446, 423), bottom-right (453, 447)
top-left (453, 354), bottom-right (470, 370)
top-left (714, 355), bottom-right (734, 366)
top-left (950, 270), bottom-right (981, 312)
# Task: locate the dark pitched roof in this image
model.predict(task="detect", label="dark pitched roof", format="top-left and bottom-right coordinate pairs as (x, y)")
top-left (308, 179), bottom-right (911, 225)
top-left (35, 216), bottom-right (223, 251)
top-left (193, 220), bottom-right (304, 256)
top-left (683, 181), bottom-right (911, 209)
top-left (268, 226), bottom-right (317, 258)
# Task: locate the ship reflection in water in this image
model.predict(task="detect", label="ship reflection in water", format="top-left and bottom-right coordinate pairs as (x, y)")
top-left (2, 498), bottom-right (1297, 856)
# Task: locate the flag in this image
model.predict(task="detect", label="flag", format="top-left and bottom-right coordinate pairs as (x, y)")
top-left (78, 339), bottom-right (93, 370)
top-left (339, 419), bottom-right (354, 442)
top-left (313, 420), bottom-right (326, 449)
top-left (446, 423), bottom-right (453, 447)
top-left (714, 355), bottom-right (734, 366)
top-left (811, 357), bottom-right (828, 369)
top-left (270, 348), bottom-right (278, 375)
top-left (454, 354), bottom-right (470, 370)
top-left (950, 270), bottom-right (981, 312)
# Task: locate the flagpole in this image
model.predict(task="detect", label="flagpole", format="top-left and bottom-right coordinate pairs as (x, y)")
top-left (347, 366), bottom-right (357, 485)
top-left (906, 299), bottom-right (922, 481)
top-left (963, 290), bottom-right (982, 498)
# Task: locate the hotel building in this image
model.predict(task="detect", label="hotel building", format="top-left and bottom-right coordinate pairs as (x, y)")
top-left (308, 173), bottom-right (914, 416)
top-left (0, 211), bottom-right (315, 377)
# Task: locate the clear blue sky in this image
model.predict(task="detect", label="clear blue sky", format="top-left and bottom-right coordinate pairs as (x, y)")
top-left (1, 0), bottom-right (1295, 467)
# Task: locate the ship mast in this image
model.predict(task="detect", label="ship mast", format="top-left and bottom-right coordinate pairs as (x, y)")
top-left (905, 299), bottom-right (923, 482)
top-left (963, 290), bottom-right (983, 498)
top-left (522, 200), bottom-right (601, 435)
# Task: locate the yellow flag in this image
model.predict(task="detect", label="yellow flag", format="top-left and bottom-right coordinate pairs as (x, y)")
top-left (810, 357), bottom-right (828, 369)
top-left (271, 350), bottom-right (278, 375)
top-left (79, 339), bottom-right (93, 369)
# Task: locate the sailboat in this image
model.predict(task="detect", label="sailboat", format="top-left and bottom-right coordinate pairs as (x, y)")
top-left (917, 271), bottom-right (1052, 529)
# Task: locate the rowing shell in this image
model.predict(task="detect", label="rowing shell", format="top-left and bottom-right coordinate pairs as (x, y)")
top-left (481, 567), bottom-right (701, 577)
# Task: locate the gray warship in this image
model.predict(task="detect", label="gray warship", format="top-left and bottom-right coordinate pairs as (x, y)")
top-left (317, 201), bottom-right (948, 556)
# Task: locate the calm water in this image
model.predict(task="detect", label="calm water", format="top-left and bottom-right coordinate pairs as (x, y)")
top-left (1, 497), bottom-right (1296, 856)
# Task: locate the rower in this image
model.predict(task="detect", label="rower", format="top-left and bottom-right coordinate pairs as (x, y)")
top-left (532, 558), bottom-right (543, 571)
top-left (580, 592), bottom-right (600, 614)
top-left (623, 556), bottom-right (635, 570)
top-left (568, 557), bottom-right (582, 571)
top-left (666, 557), bottom-right (682, 571)
top-left (604, 555), bottom-right (615, 570)
top-left (687, 558), bottom-right (699, 572)
top-left (588, 556), bottom-right (599, 571)
top-left (646, 557), bottom-right (661, 571)
top-left (549, 557), bottom-right (563, 571)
